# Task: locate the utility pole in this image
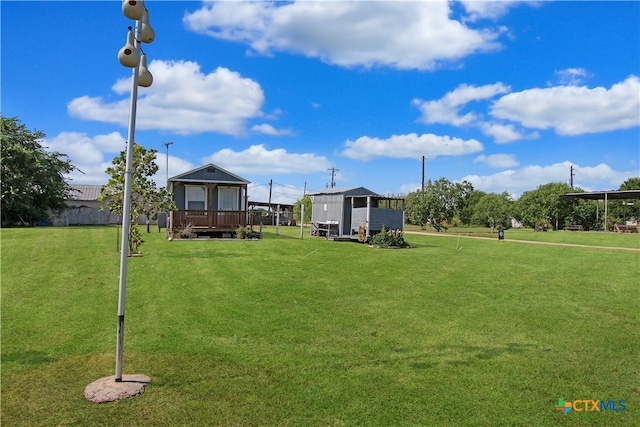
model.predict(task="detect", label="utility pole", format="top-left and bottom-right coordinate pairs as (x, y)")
top-left (569, 164), bottom-right (575, 189)
top-left (421, 156), bottom-right (425, 192)
top-left (303, 181), bottom-right (307, 197)
top-left (164, 142), bottom-right (173, 188)
top-left (328, 167), bottom-right (339, 188)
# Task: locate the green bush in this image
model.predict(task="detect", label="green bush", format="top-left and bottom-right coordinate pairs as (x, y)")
top-left (235, 225), bottom-right (260, 239)
top-left (371, 225), bottom-right (408, 248)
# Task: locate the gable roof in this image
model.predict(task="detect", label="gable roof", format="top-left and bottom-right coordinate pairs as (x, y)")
top-left (307, 187), bottom-right (381, 197)
top-left (169, 163), bottom-right (250, 185)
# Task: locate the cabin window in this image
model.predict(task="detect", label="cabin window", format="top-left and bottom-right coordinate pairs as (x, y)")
top-left (218, 187), bottom-right (239, 211)
top-left (185, 185), bottom-right (206, 211)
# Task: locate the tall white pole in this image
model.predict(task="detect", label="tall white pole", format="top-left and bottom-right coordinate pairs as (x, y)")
top-left (164, 141), bottom-right (172, 231)
top-left (115, 18), bottom-right (142, 383)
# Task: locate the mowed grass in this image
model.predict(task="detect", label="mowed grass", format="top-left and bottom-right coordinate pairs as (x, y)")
top-left (405, 224), bottom-right (640, 249)
top-left (1, 226), bottom-right (638, 426)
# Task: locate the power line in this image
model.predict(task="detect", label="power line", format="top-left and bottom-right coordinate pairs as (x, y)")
top-left (272, 182), bottom-right (305, 191)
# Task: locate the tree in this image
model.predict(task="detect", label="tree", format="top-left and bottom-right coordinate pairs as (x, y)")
top-left (1, 116), bottom-right (79, 226)
top-left (294, 195), bottom-right (312, 224)
top-left (571, 198), bottom-right (599, 230)
top-left (99, 144), bottom-right (175, 254)
top-left (619, 177), bottom-right (640, 190)
top-left (405, 178), bottom-right (461, 231)
top-left (608, 178), bottom-right (640, 224)
top-left (471, 192), bottom-right (512, 232)
top-left (452, 180), bottom-right (475, 225)
top-left (514, 182), bottom-right (573, 230)
top-left (458, 188), bottom-right (486, 226)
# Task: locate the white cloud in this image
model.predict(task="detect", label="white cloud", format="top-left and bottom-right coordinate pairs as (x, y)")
top-left (474, 153), bottom-right (519, 168)
top-left (202, 144), bottom-right (332, 175)
top-left (248, 183), bottom-right (305, 205)
top-left (251, 123), bottom-right (295, 136)
top-left (68, 60), bottom-right (265, 136)
top-left (480, 122), bottom-right (538, 144)
top-left (155, 154), bottom-right (197, 186)
top-left (414, 76), bottom-right (639, 142)
top-left (43, 132), bottom-right (126, 185)
top-left (399, 182), bottom-right (423, 195)
top-left (554, 68), bottom-right (590, 86)
top-left (43, 131), bottom-right (200, 187)
top-left (491, 75), bottom-right (640, 135)
top-left (184, 1), bottom-right (504, 70)
top-left (462, 161), bottom-right (635, 197)
top-left (340, 133), bottom-right (484, 161)
top-left (460, 1), bottom-right (529, 21)
top-left (413, 82), bottom-right (510, 126)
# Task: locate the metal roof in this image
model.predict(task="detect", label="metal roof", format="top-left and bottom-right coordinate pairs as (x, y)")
top-left (562, 190), bottom-right (640, 200)
top-left (306, 186), bottom-right (381, 197)
top-left (67, 185), bottom-right (103, 201)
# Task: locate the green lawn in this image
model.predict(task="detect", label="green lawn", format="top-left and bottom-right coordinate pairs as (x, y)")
top-left (1, 226), bottom-right (638, 426)
top-left (405, 224), bottom-right (640, 249)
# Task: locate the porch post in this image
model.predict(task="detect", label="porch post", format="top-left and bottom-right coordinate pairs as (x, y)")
top-left (208, 183), bottom-right (214, 229)
top-left (244, 184), bottom-right (249, 226)
top-left (366, 196), bottom-right (371, 239)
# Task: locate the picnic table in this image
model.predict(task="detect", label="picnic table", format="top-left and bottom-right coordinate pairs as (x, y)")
top-left (614, 224), bottom-right (638, 233)
top-left (564, 225), bottom-right (584, 231)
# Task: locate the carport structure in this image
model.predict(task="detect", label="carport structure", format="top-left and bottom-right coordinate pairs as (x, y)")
top-left (562, 190), bottom-right (640, 231)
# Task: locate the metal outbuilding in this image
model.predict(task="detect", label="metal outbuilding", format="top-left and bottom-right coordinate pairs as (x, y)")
top-left (51, 185), bottom-right (120, 226)
top-left (307, 187), bottom-right (405, 240)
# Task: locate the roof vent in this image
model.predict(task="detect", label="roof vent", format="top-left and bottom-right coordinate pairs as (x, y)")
top-left (207, 167), bottom-right (216, 173)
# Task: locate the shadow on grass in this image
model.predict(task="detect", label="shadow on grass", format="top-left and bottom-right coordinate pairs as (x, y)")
top-left (2, 350), bottom-right (56, 366)
top-left (374, 342), bottom-right (536, 370)
top-left (160, 250), bottom-right (246, 259)
top-left (434, 342), bottom-right (535, 367)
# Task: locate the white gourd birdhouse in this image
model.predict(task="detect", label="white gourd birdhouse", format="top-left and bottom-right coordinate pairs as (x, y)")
top-left (140, 10), bottom-right (155, 43)
top-left (122, 0), bottom-right (144, 20)
top-left (138, 54), bottom-right (153, 87)
top-left (118, 30), bottom-right (140, 68)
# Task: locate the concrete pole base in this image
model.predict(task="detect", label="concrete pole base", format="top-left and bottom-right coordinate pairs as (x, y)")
top-left (84, 374), bottom-right (151, 403)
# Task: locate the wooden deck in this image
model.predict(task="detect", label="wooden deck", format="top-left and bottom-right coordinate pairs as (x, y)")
top-left (172, 209), bottom-right (247, 231)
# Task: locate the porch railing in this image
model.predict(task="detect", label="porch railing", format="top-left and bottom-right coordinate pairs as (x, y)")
top-left (173, 209), bottom-right (246, 229)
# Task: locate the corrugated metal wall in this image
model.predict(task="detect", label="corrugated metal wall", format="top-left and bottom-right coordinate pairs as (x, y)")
top-left (311, 194), bottom-right (344, 224)
top-left (369, 207), bottom-right (403, 231)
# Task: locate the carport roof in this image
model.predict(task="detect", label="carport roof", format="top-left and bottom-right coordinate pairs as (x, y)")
top-left (562, 190), bottom-right (640, 200)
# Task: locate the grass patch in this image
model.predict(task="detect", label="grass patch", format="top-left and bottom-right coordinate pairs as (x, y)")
top-left (405, 224), bottom-right (640, 249)
top-left (2, 226), bottom-right (638, 426)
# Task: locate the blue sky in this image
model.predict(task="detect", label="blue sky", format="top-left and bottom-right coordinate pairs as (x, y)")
top-left (2, 1), bottom-right (639, 204)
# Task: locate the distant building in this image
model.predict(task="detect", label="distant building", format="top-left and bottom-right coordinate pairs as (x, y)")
top-left (51, 185), bottom-right (120, 226)
top-left (169, 164), bottom-right (250, 236)
top-left (511, 218), bottom-right (524, 228)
